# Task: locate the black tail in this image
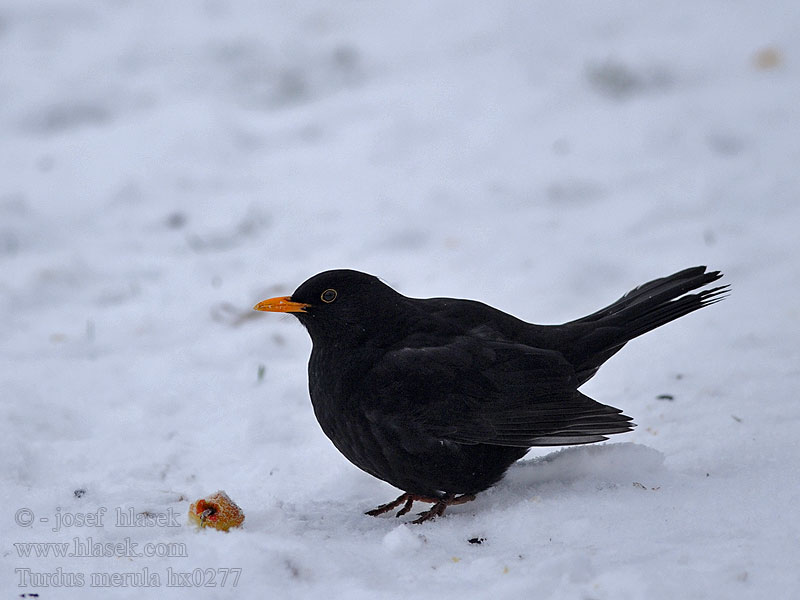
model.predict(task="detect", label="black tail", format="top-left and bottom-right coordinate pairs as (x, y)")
top-left (565, 266), bottom-right (728, 383)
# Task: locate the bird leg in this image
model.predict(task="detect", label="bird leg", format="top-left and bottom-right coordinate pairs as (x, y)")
top-left (411, 493), bottom-right (476, 524)
top-left (365, 493), bottom-right (437, 517)
top-left (365, 492), bottom-right (476, 523)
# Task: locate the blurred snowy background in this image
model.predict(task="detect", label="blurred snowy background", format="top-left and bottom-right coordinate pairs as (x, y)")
top-left (1, 1), bottom-right (799, 598)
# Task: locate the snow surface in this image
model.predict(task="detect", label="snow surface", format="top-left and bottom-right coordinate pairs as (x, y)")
top-left (2, 1), bottom-right (799, 598)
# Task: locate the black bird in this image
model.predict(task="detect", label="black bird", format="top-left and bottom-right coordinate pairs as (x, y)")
top-left (254, 267), bottom-right (726, 523)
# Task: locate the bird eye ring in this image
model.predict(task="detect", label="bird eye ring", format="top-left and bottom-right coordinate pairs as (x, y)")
top-left (321, 289), bottom-right (337, 303)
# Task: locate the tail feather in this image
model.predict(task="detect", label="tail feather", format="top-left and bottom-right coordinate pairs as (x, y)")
top-left (621, 284), bottom-right (727, 341)
top-left (573, 267), bottom-right (724, 324)
top-left (565, 266), bottom-right (728, 382)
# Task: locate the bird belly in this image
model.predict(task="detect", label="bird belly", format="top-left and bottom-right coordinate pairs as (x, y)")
top-left (312, 393), bottom-right (526, 496)
top-left (308, 351), bottom-right (527, 496)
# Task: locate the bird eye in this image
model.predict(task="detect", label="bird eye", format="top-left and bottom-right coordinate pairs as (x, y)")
top-left (321, 289), bottom-right (337, 303)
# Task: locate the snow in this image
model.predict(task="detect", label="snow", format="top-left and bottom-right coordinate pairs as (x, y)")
top-left (2, 1), bottom-right (799, 598)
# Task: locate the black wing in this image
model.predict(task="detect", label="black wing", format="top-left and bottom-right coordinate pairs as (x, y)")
top-left (359, 335), bottom-right (633, 449)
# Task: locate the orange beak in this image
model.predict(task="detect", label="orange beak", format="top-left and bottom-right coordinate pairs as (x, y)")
top-left (253, 296), bottom-right (310, 313)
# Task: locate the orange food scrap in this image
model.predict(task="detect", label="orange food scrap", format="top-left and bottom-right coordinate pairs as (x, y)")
top-left (188, 490), bottom-right (244, 531)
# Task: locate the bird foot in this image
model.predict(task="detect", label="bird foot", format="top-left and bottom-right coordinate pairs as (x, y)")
top-left (365, 493), bottom-right (435, 518)
top-left (365, 492), bottom-right (476, 523)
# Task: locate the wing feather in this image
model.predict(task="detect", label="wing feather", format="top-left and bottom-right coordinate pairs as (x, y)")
top-left (360, 335), bottom-right (633, 449)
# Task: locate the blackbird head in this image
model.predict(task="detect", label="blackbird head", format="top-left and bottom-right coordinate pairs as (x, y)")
top-left (254, 269), bottom-right (404, 344)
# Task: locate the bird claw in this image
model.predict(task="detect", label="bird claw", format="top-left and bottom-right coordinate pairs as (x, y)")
top-left (366, 492), bottom-right (476, 523)
top-left (364, 493), bottom-right (437, 517)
